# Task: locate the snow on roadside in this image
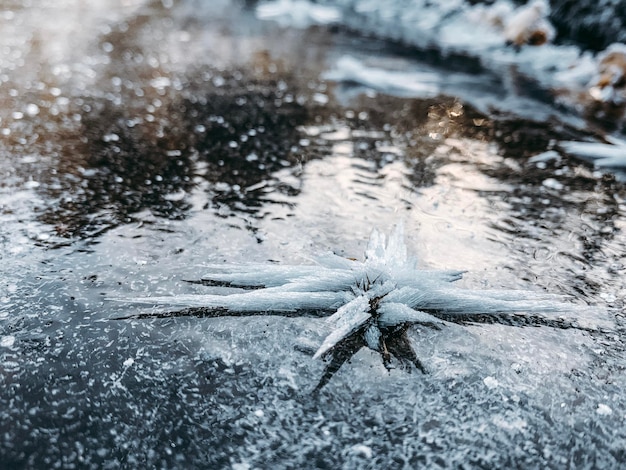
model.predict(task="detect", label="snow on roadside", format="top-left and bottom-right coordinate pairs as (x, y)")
top-left (255, 0), bottom-right (620, 121)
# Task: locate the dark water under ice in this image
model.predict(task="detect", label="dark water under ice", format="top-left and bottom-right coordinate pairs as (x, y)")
top-left (1, 1), bottom-right (626, 468)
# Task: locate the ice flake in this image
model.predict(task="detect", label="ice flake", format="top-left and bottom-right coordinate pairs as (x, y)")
top-left (378, 303), bottom-right (447, 328)
top-left (349, 444), bottom-right (373, 459)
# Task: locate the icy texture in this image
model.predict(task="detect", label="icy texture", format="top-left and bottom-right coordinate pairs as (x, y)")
top-left (313, 295), bottom-right (371, 359)
top-left (121, 222), bottom-right (600, 385)
top-left (2, 2), bottom-right (624, 467)
top-left (256, 0), bottom-right (342, 28)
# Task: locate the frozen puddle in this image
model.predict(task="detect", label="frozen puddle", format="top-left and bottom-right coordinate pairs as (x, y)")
top-left (1, 1), bottom-right (625, 468)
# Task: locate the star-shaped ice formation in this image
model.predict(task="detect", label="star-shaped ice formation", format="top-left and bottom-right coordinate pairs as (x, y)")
top-left (118, 223), bottom-right (596, 391)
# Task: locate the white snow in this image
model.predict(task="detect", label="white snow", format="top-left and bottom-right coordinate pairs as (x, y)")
top-left (501, 0), bottom-right (554, 46)
top-left (257, 0), bottom-right (609, 121)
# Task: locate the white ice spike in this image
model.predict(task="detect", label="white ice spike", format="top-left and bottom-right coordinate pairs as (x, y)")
top-left (114, 222), bottom-right (607, 389)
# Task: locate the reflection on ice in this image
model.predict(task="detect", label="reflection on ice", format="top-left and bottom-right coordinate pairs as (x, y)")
top-left (324, 56), bottom-right (441, 98)
top-left (256, 0), bottom-right (342, 28)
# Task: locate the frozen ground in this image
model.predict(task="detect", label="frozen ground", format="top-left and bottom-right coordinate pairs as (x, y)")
top-left (1, 0), bottom-right (626, 468)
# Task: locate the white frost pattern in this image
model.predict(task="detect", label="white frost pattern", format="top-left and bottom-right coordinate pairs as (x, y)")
top-left (560, 138), bottom-right (626, 169)
top-left (120, 223), bottom-right (600, 390)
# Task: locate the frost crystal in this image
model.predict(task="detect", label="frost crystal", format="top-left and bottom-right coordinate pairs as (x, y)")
top-left (560, 138), bottom-right (626, 169)
top-left (119, 223), bottom-right (596, 391)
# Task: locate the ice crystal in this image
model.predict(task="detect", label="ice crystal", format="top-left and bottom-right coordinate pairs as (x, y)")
top-left (560, 138), bottom-right (626, 169)
top-left (117, 223), bottom-right (596, 391)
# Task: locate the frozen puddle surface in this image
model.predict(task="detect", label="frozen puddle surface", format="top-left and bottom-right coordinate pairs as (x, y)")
top-left (1, 1), bottom-right (626, 468)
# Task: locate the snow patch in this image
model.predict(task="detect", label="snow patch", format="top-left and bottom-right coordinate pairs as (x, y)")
top-left (256, 0), bottom-right (342, 28)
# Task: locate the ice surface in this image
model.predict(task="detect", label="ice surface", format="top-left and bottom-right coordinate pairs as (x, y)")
top-left (1, 1), bottom-right (624, 468)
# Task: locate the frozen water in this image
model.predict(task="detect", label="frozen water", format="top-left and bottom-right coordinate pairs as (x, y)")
top-left (119, 223), bottom-right (612, 389)
top-left (0, 1), bottom-right (625, 468)
top-left (0, 335), bottom-right (16, 348)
